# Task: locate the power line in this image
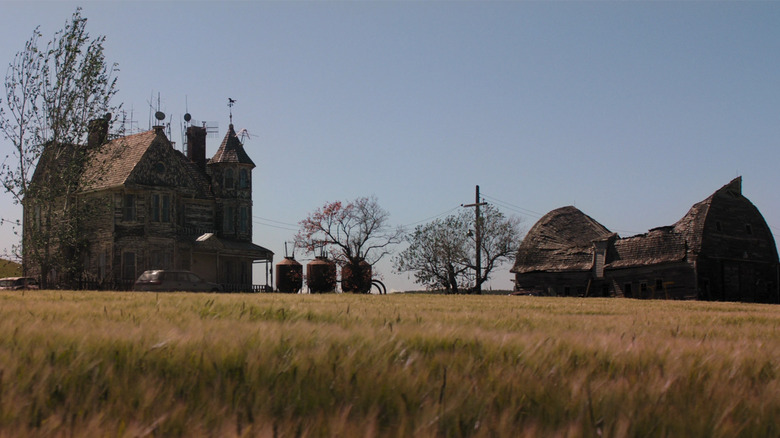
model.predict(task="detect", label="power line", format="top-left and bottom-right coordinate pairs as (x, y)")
top-left (252, 218), bottom-right (298, 232)
top-left (480, 193), bottom-right (545, 219)
top-left (399, 206), bottom-right (461, 229)
top-left (253, 215), bottom-right (298, 227)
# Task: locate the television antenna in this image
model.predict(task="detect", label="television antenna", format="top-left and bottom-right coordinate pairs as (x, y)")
top-left (237, 128), bottom-right (253, 143)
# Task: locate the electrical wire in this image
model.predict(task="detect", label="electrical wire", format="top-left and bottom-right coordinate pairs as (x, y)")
top-left (480, 193), bottom-right (545, 219)
top-left (399, 205), bottom-right (461, 229)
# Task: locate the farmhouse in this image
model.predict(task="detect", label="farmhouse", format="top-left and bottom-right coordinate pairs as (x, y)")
top-left (511, 178), bottom-right (779, 303)
top-left (24, 117), bottom-right (273, 290)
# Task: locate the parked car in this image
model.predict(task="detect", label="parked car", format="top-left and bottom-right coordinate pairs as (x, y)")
top-left (0, 277), bottom-right (40, 290)
top-left (133, 270), bottom-right (222, 292)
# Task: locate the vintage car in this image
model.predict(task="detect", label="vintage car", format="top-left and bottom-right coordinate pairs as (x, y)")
top-left (133, 270), bottom-right (222, 292)
top-left (0, 277), bottom-right (40, 290)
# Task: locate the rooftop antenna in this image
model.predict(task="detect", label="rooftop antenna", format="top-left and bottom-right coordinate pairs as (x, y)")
top-left (182, 96), bottom-right (192, 154)
top-left (237, 128), bottom-right (252, 143)
top-left (228, 98), bottom-right (236, 125)
top-left (149, 91), bottom-right (166, 128)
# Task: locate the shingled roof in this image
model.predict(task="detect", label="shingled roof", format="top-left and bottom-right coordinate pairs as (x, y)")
top-left (78, 128), bottom-right (212, 197)
top-left (512, 206), bottom-right (612, 273)
top-left (606, 227), bottom-right (687, 269)
top-left (79, 130), bottom-right (158, 191)
top-left (208, 124), bottom-right (255, 167)
top-left (512, 177), bottom-right (757, 276)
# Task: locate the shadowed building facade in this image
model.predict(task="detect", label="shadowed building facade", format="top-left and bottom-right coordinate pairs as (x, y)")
top-left (511, 178), bottom-right (779, 303)
top-left (25, 120), bottom-right (272, 291)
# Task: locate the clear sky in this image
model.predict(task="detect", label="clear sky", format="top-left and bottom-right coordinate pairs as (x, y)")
top-left (0, 1), bottom-right (778, 292)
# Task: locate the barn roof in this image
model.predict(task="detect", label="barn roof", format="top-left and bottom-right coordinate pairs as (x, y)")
top-left (672, 177), bottom-right (741, 254)
top-left (512, 177), bottom-right (756, 275)
top-left (606, 227), bottom-right (687, 268)
top-left (512, 206), bottom-right (612, 273)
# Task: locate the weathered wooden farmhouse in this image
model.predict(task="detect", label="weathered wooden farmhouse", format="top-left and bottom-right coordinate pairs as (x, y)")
top-left (511, 178), bottom-right (779, 303)
top-left (24, 118), bottom-right (273, 290)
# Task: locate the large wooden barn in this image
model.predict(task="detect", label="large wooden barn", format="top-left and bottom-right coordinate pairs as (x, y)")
top-left (511, 178), bottom-right (779, 303)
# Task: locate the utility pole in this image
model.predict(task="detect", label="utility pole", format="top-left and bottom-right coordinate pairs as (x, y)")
top-left (462, 185), bottom-right (487, 294)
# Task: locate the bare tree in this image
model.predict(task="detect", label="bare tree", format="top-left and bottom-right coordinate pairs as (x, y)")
top-left (394, 204), bottom-right (522, 293)
top-left (296, 196), bottom-right (402, 292)
top-left (0, 8), bottom-right (119, 286)
top-left (393, 214), bottom-right (471, 294)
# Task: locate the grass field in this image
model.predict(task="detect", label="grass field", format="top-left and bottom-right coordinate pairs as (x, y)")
top-left (0, 291), bottom-right (778, 437)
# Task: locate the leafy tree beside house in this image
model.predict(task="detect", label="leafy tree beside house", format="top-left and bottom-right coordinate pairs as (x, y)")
top-left (0, 9), bottom-right (119, 288)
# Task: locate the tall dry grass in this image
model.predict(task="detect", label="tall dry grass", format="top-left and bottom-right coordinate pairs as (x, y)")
top-left (0, 291), bottom-right (777, 437)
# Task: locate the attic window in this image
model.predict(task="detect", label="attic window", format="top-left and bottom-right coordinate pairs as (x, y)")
top-left (745, 224), bottom-right (753, 235)
top-left (715, 221), bottom-right (722, 232)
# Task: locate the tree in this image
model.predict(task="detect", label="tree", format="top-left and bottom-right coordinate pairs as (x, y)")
top-left (0, 8), bottom-right (119, 286)
top-left (394, 204), bottom-right (522, 293)
top-left (296, 196), bottom-right (403, 293)
top-left (393, 214), bottom-right (471, 294)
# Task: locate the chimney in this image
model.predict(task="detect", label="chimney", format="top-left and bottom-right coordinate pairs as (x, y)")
top-left (87, 113), bottom-right (111, 148)
top-left (186, 125), bottom-right (208, 171)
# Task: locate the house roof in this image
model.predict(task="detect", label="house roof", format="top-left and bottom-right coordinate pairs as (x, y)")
top-left (78, 128), bottom-right (212, 198)
top-left (208, 124), bottom-right (255, 167)
top-left (79, 130), bottom-right (158, 191)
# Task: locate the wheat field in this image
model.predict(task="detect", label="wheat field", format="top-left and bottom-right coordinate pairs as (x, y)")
top-left (0, 290), bottom-right (777, 437)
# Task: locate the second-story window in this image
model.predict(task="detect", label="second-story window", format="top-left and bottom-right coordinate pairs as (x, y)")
top-left (223, 206), bottom-right (235, 232)
top-left (162, 195), bottom-right (170, 222)
top-left (239, 169), bottom-right (249, 189)
top-left (151, 194), bottom-right (160, 222)
top-left (152, 194), bottom-right (171, 223)
top-left (123, 194), bottom-right (136, 221)
top-left (225, 169), bottom-right (234, 189)
top-left (239, 206), bottom-right (248, 233)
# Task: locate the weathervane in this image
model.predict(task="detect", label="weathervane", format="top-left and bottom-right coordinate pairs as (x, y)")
top-left (228, 97), bottom-right (236, 124)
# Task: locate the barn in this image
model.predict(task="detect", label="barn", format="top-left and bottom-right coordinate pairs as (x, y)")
top-left (511, 178), bottom-right (779, 303)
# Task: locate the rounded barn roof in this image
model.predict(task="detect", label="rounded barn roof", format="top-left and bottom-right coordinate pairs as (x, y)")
top-left (512, 206), bottom-right (612, 274)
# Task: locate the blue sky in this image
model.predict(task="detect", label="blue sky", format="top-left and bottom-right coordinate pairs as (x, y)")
top-left (0, 1), bottom-right (778, 291)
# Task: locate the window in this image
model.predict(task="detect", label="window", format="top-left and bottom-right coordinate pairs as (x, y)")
top-left (746, 224), bottom-right (753, 235)
top-left (225, 169), bottom-right (234, 189)
top-left (640, 282), bottom-right (648, 298)
top-left (151, 194), bottom-right (171, 223)
top-left (239, 169), bottom-right (249, 189)
top-left (716, 221), bottom-right (722, 232)
top-left (151, 194), bottom-right (160, 222)
top-left (223, 206), bottom-right (235, 232)
top-left (162, 195), bottom-right (170, 222)
top-left (123, 195), bottom-right (136, 221)
top-left (624, 283), bottom-right (632, 298)
top-left (239, 206), bottom-right (248, 233)
top-left (122, 252), bottom-right (136, 280)
top-left (151, 251), bottom-right (172, 269)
